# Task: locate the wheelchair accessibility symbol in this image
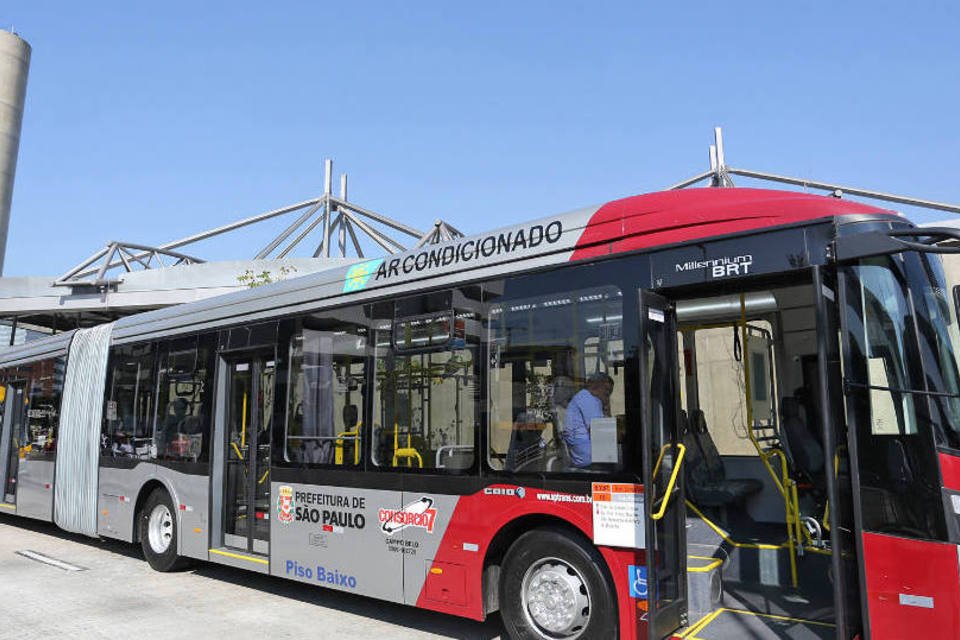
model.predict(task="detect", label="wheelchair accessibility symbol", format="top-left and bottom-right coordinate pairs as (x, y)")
top-left (628, 565), bottom-right (647, 599)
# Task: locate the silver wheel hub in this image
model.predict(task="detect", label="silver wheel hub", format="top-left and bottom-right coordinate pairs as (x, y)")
top-left (147, 504), bottom-right (174, 554)
top-left (521, 558), bottom-right (590, 638)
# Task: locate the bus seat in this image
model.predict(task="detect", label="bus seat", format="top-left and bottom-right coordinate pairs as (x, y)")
top-left (343, 404), bottom-right (359, 429)
top-left (685, 409), bottom-right (762, 508)
top-left (780, 396), bottom-right (824, 479)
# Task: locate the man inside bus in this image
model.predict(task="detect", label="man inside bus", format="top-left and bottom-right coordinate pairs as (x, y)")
top-left (562, 372), bottom-right (613, 468)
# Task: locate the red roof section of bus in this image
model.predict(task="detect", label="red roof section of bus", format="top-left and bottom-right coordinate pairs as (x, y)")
top-left (570, 187), bottom-right (896, 261)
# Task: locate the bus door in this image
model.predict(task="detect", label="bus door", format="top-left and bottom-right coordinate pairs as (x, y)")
top-left (813, 265), bottom-right (863, 640)
top-left (639, 290), bottom-right (688, 639)
top-left (222, 353), bottom-right (275, 556)
top-left (1, 383), bottom-right (25, 506)
top-left (836, 231), bottom-right (960, 639)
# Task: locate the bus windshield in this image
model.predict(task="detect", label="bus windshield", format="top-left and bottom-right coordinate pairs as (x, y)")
top-left (912, 252), bottom-right (960, 449)
top-left (849, 252), bottom-right (960, 450)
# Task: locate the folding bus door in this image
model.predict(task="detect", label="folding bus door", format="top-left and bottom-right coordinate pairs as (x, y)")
top-left (221, 352), bottom-right (275, 557)
top-left (813, 265), bottom-right (862, 640)
top-left (1, 383), bottom-right (25, 507)
top-left (836, 240), bottom-right (960, 639)
top-left (639, 290), bottom-right (688, 639)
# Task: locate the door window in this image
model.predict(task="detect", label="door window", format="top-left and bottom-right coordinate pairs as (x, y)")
top-left (844, 256), bottom-right (948, 540)
top-left (2, 378), bottom-right (25, 502)
top-left (642, 292), bottom-right (686, 639)
top-left (224, 355), bottom-right (274, 553)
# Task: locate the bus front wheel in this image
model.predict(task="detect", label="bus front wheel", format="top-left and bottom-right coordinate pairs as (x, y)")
top-left (138, 488), bottom-right (190, 572)
top-left (499, 528), bottom-right (617, 640)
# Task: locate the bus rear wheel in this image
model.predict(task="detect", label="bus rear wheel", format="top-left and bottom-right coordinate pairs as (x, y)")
top-left (499, 528), bottom-right (617, 640)
top-left (138, 488), bottom-right (190, 572)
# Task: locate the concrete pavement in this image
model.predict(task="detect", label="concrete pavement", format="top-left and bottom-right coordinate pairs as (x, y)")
top-left (0, 513), bottom-right (503, 640)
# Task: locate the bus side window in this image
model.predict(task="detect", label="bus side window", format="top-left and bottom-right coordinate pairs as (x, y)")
top-left (285, 311), bottom-right (368, 468)
top-left (154, 334), bottom-right (214, 464)
top-left (486, 282), bottom-right (626, 474)
top-left (22, 357), bottom-right (64, 458)
top-left (370, 289), bottom-right (481, 472)
top-left (102, 342), bottom-right (157, 460)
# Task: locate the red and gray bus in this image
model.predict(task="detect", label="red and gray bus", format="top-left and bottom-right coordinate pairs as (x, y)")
top-left (2, 186), bottom-right (960, 639)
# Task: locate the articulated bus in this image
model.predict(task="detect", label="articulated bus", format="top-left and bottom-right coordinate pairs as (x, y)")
top-left (2, 187), bottom-right (960, 640)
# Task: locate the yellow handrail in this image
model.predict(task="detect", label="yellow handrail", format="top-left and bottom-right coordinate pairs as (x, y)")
top-left (335, 422), bottom-right (362, 465)
top-left (240, 391), bottom-right (248, 448)
top-left (651, 444), bottom-right (686, 521)
top-left (740, 294), bottom-right (799, 588)
top-left (391, 423), bottom-right (423, 468)
top-left (394, 447), bottom-right (423, 468)
top-left (652, 442), bottom-right (670, 478)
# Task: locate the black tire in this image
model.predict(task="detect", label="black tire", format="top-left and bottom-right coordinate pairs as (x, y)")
top-left (138, 488), bottom-right (190, 572)
top-left (499, 527), bottom-right (618, 640)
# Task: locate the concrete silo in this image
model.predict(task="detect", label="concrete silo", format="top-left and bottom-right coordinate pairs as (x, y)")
top-left (0, 30), bottom-right (30, 275)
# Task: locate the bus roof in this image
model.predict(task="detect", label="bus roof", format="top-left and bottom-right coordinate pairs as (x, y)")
top-left (0, 187), bottom-right (901, 358)
top-left (572, 187), bottom-right (897, 260)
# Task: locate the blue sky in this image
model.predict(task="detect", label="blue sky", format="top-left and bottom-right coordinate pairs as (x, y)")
top-left (2, 1), bottom-right (959, 276)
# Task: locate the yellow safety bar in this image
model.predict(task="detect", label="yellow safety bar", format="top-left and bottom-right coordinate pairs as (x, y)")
top-left (683, 307), bottom-right (809, 584)
top-left (739, 293), bottom-right (802, 588)
top-left (686, 499), bottom-right (832, 557)
top-left (240, 391), bottom-right (248, 448)
top-left (651, 441), bottom-right (676, 478)
top-left (392, 423), bottom-right (423, 468)
top-left (651, 443), bottom-right (686, 521)
top-left (335, 422), bottom-right (362, 466)
top-left (681, 311), bottom-right (809, 583)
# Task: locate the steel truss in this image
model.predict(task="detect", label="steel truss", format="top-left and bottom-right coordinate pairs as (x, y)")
top-left (54, 159), bottom-right (463, 288)
top-left (669, 127), bottom-right (960, 216)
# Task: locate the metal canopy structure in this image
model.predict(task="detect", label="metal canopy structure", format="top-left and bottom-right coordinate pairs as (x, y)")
top-left (55, 241), bottom-right (206, 287)
top-left (415, 219), bottom-right (465, 248)
top-left (669, 127), bottom-right (960, 216)
top-left (0, 159), bottom-right (467, 340)
top-left (53, 159), bottom-right (463, 289)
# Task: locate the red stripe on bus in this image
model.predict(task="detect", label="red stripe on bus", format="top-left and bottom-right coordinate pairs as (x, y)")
top-left (938, 452), bottom-right (960, 491)
top-left (570, 188), bottom-right (893, 261)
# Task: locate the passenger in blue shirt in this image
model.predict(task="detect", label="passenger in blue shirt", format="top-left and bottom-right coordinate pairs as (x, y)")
top-left (562, 373), bottom-right (614, 468)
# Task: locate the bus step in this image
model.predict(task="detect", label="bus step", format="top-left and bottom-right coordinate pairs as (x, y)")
top-left (686, 555), bottom-right (723, 621)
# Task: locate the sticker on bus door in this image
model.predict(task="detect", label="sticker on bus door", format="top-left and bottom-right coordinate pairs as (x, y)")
top-left (591, 483), bottom-right (645, 548)
top-left (628, 564), bottom-right (648, 599)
